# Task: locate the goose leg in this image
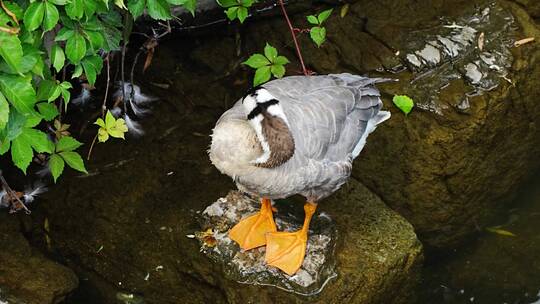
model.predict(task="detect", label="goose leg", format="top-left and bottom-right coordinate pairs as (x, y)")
top-left (229, 197), bottom-right (277, 250)
top-left (265, 202), bottom-right (317, 275)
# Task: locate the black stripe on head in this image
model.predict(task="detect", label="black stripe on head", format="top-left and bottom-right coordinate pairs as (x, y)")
top-left (247, 99), bottom-right (279, 120)
top-left (246, 85), bottom-right (263, 97)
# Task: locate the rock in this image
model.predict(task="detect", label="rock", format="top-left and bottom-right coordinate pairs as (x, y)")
top-left (0, 214), bottom-right (78, 304)
top-left (200, 0), bottom-right (540, 248)
top-left (37, 92), bottom-right (422, 302)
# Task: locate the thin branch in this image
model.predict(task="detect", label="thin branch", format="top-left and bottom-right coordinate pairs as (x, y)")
top-left (0, 26), bottom-right (18, 34)
top-left (0, 0), bottom-right (19, 26)
top-left (87, 54), bottom-right (111, 161)
top-left (0, 171), bottom-right (30, 214)
top-left (277, 0), bottom-right (308, 76)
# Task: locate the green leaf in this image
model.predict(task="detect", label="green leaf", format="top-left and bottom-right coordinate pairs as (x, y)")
top-left (97, 127), bottom-right (108, 142)
top-left (49, 153), bottom-right (64, 182)
top-left (65, 32), bottom-right (86, 63)
top-left (273, 55), bottom-right (289, 65)
top-left (253, 66), bottom-right (271, 86)
top-left (306, 15), bottom-right (318, 25)
top-left (65, 0), bottom-right (84, 20)
top-left (168, 0), bottom-right (196, 15)
top-left (243, 54), bottom-right (269, 69)
top-left (237, 6), bottom-right (247, 23)
top-left (11, 133), bottom-right (33, 173)
top-left (22, 128), bottom-right (53, 153)
top-left (225, 6), bottom-right (238, 21)
top-left (84, 0), bottom-right (98, 17)
top-left (43, 2), bottom-right (60, 32)
top-left (2, 2), bottom-right (23, 20)
top-left (0, 138), bottom-right (9, 155)
top-left (23, 2), bottom-right (45, 31)
top-left (49, 0), bottom-right (69, 5)
top-left (59, 151), bottom-right (87, 173)
top-left (0, 75), bottom-right (37, 116)
top-left (37, 102), bottom-right (59, 121)
top-left (146, 0), bottom-right (172, 20)
top-left (6, 110), bottom-right (25, 140)
top-left (310, 26), bottom-right (326, 47)
top-left (72, 64), bottom-right (83, 78)
top-left (217, 0), bottom-right (236, 8)
top-left (317, 8), bottom-right (332, 24)
top-left (270, 64), bottom-right (285, 78)
top-left (56, 136), bottom-right (82, 152)
top-left (127, 0), bottom-right (146, 19)
top-left (50, 44), bottom-right (65, 72)
top-left (392, 95), bottom-right (414, 115)
top-left (264, 43), bottom-right (278, 62)
top-left (55, 28), bottom-right (75, 41)
top-left (0, 92), bottom-right (8, 130)
top-left (37, 80), bottom-right (59, 102)
top-left (81, 55), bottom-right (103, 85)
top-left (0, 32), bottom-right (23, 73)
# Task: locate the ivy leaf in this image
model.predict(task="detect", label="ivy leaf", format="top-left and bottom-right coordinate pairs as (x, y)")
top-left (306, 15), bottom-right (318, 25)
top-left (59, 151), bottom-right (87, 173)
top-left (65, 32), bottom-right (86, 63)
top-left (50, 44), bottom-right (65, 72)
top-left (85, 31), bottom-right (105, 52)
top-left (146, 0), bottom-right (172, 20)
top-left (264, 43), bottom-right (278, 62)
top-left (22, 128), bottom-right (53, 153)
top-left (0, 92), bottom-right (8, 130)
top-left (242, 54), bottom-right (270, 69)
top-left (237, 6), bottom-right (247, 23)
top-left (253, 66), bottom-right (271, 86)
top-left (392, 95), bottom-right (414, 115)
top-left (81, 55), bottom-right (103, 85)
top-left (114, 0), bottom-right (127, 10)
top-left (168, 0), bottom-right (196, 16)
top-left (317, 8), bottom-right (332, 24)
top-left (43, 2), bottom-right (60, 32)
top-left (11, 134), bottom-right (33, 173)
top-left (48, 153), bottom-right (64, 182)
top-left (23, 2), bottom-right (45, 31)
top-left (0, 32), bottom-right (23, 73)
top-left (37, 80), bottom-right (61, 102)
top-left (270, 64), bottom-right (285, 78)
top-left (55, 136), bottom-right (82, 152)
top-left (49, 0), bottom-right (69, 5)
top-left (37, 102), bottom-right (59, 121)
top-left (127, 0), bottom-right (146, 19)
top-left (65, 0), bottom-right (84, 20)
top-left (310, 26), bottom-right (326, 47)
top-left (55, 28), bottom-right (75, 41)
top-left (95, 111), bottom-right (128, 142)
top-left (217, 0), bottom-right (236, 8)
top-left (0, 75), bottom-right (37, 116)
top-left (225, 7), bottom-right (238, 21)
top-left (273, 55), bottom-right (289, 65)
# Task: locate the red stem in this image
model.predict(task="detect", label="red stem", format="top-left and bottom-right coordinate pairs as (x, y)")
top-left (277, 0), bottom-right (308, 76)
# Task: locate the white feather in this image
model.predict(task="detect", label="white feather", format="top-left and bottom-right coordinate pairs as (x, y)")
top-left (124, 114), bottom-right (144, 136)
top-left (23, 183), bottom-right (48, 204)
top-left (71, 88), bottom-right (92, 106)
top-left (248, 114), bottom-right (271, 164)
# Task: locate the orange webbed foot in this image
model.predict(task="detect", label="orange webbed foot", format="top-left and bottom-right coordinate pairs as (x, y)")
top-left (229, 198), bottom-right (276, 250)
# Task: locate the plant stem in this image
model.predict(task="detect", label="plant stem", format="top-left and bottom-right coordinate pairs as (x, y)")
top-left (0, 172), bottom-right (30, 214)
top-left (277, 0), bottom-right (308, 76)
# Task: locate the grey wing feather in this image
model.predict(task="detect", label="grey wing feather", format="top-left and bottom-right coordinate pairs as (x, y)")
top-left (263, 73), bottom-right (390, 162)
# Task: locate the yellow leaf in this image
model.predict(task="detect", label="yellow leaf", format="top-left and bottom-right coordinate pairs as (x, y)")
top-left (340, 4), bottom-right (349, 18)
top-left (97, 128), bottom-right (109, 142)
top-left (114, 0), bottom-right (127, 10)
top-left (486, 227), bottom-right (516, 237)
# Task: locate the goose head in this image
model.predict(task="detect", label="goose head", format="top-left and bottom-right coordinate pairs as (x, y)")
top-left (209, 87), bottom-right (295, 178)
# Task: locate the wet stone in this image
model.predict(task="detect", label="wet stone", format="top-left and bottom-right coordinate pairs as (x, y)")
top-left (197, 191), bottom-right (337, 295)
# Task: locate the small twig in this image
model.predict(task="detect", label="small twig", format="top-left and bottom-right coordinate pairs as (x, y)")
top-left (86, 135), bottom-right (98, 161)
top-left (87, 54), bottom-right (110, 161)
top-left (0, 26), bottom-right (18, 34)
top-left (277, 0), bottom-right (308, 76)
top-left (101, 54), bottom-right (111, 117)
top-left (0, 0), bottom-right (19, 26)
top-left (0, 172), bottom-right (30, 214)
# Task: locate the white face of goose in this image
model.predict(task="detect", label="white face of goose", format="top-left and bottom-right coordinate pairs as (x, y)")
top-left (242, 88), bottom-right (289, 165)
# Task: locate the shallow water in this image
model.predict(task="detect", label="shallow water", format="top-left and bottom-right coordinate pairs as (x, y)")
top-left (417, 172), bottom-right (540, 304)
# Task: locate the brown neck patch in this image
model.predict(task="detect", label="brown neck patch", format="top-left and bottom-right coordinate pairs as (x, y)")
top-left (257, 112), bottom-right (295, 168)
